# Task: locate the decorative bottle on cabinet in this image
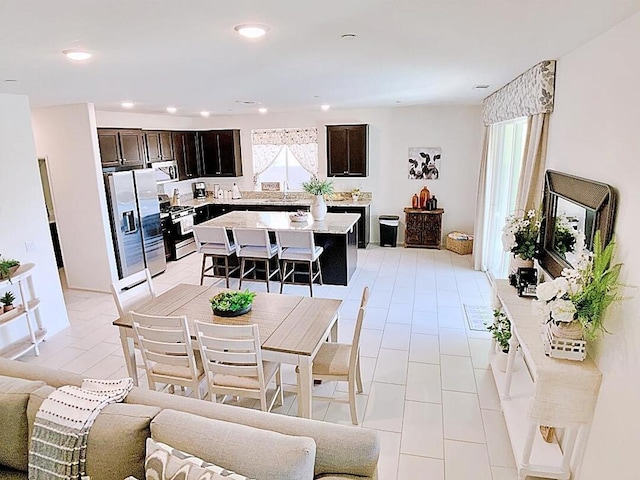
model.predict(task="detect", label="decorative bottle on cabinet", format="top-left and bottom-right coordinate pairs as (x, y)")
top-left (411, 194), bottom-right (419, 209)
top-left (419, 186), bottom-right (430, 209)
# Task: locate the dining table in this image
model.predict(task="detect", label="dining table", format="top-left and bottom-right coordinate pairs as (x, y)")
top-left (112, 283), bottom-right (342, 419)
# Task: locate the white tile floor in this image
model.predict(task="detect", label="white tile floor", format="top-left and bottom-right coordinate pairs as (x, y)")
top-left (18, 246), bottom-right (540, 480)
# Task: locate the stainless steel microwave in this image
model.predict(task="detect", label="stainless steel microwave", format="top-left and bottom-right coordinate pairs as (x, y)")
top-left (151, 161), bottom-right (178, 184)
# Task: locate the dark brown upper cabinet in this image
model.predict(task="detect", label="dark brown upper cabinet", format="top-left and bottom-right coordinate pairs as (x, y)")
top-left (98, 129), bottom-right (146, 168)
top-left (172, 131), bottom-right (199, 180)
top-left (145, 131), bottom-right (175, 163)
top-left (197, 130), bottom-right (242, 177)
top-left (327, 124), bottom-right (369, 177)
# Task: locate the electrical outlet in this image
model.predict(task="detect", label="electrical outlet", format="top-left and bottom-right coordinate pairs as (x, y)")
top-left (25, 241), bottom-right (36, 252)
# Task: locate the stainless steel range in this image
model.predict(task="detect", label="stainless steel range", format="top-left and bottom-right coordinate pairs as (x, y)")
top-left (159, 195), bottom-right (197, 260)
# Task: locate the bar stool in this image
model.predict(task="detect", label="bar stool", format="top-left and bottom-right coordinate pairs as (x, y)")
top-left (232, 228), bottom-right (281, 292)
top-left (193, 225), bottom-right (239, 288)
top-left (276, 230), bottom-right (323, 296)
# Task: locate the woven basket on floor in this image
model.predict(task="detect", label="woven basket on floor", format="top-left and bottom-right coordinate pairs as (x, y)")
top-left (446, 232), bottom-right (473, 255)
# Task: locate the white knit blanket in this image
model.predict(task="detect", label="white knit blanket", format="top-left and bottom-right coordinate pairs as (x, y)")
top-left (28, 378), bottom-right (133, 480)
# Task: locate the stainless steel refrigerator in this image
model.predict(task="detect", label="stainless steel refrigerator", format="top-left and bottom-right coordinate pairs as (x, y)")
top-left (104, 169), bottom-right (166, 278)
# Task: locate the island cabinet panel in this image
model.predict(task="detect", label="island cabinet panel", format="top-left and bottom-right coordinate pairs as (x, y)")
top-left (173, 131), bottom-right (199, 180)
top-left (98, 129), bottom-right (146, 168)
top-left (197, 130), bottom-right (242, 177)
top-left (327, 205), bottom-right (369, 248)
top-left (146, 131), bottom-right (175, 162)
top-left (404, 208), bottom-right (444, 248)
top-left (327, 124), bottom-right (369, 177)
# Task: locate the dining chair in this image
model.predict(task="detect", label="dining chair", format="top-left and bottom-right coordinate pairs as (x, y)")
top-left (110, 269), bottom-right (156, 317)
top-left (232, 228), bottom-right (281, 292)
top-left (193, 225), bottom-right (239, 288)
top-left (194, 322), bottom-right (283, 412)
top-left (275, 230), bottom-right (323, 297)
top-left (300, 286), bottom-right (369, 424)
top-left (131, 312), bottom-right (205, 399)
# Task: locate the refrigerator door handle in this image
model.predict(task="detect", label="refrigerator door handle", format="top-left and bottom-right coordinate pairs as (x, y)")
top-left (123, 211), bottom-right (138, 233)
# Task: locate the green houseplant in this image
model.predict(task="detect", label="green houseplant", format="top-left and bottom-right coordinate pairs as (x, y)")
top-left (488, 309), bottom-right (511, 353)
top-left (302, 177), bottom-right (334, 221)
top-left (1, 291), bottom-right (16, 313)
top-left (0, 256), bottom-right (20, 282)
top-left (210, 290), bottom-right (256, 317)
top-left (488, 309), bottom-right (512, 372)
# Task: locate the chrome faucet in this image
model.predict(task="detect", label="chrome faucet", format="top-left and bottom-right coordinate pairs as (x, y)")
top-left (282, 180), bottom-right (289, 201)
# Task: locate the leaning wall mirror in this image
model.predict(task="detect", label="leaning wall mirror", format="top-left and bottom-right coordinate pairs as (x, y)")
top-left (539, 170), bottom-right (617, 278)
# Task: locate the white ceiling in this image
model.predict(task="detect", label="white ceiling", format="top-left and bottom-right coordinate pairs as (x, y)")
top-left (1, 0), bottom-right (639, 115)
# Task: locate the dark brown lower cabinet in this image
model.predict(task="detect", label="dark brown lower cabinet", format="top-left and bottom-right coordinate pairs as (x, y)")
top-left (404, 208), bottom-right (444, 248)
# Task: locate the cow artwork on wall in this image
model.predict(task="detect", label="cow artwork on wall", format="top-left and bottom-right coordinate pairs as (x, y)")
top-left (408, 147), bottom-right (441, 180)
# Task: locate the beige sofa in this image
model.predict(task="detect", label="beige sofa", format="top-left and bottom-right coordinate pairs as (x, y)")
top-left (0, 358), bottom-right (379, 480)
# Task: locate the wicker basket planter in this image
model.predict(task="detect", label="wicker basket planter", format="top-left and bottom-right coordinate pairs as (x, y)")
top-left (542, 321), bottom-right (586, 361)
top-left (446, 232), bottom-right (473, 255)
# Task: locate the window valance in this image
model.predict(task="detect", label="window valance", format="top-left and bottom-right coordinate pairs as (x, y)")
top-left (483, 60), bottom-right (556, 126)
top-left (251, 128), bottom-right (318, 146)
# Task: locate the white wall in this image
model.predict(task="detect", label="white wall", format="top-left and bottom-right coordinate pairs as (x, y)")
top-left (0, 94), bottom-right (69, 345)
top-left (32, 104), bottom-right (117, 292)
top-left (97, 105), bottom-right (483, 242)
top-left (545, 12), bottom-right (640, 479)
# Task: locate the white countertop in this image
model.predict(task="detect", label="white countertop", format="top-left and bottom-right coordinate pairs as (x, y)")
top-left (201, 211), bottom-right (360, 235)
top-left (182, 197), bottom-right (371, 208)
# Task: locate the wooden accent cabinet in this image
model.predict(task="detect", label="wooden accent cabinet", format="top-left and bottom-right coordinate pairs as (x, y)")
top-left (403, 208), bottom-right (444, 248)
top-left (326, 124), bottom-right (369, 177)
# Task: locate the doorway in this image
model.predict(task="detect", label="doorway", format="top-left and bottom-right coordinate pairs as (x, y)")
top-left (38, 157), bottom-right (63, 268)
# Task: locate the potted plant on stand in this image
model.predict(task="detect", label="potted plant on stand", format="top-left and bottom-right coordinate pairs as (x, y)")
top-left (302, 177), bottom-right (334, 221)
top-left (1, 291), bottom-right (16, 314)
top-left (0, 256), bottom-right (20, 282)
top-left (488, 309), bottom-right (512, 372)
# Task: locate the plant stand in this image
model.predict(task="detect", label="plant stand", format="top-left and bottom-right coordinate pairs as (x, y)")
top-left (0, 263), bottom-right (46, 359)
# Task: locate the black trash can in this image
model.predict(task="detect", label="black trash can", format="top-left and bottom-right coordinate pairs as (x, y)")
top-left (379, 215), bottom-right (400, 247)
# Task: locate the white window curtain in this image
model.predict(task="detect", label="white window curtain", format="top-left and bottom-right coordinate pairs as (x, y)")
top-left (481, 118), bottom-right (528, 279)
top-left (252, 128), bottom-right (318, 185)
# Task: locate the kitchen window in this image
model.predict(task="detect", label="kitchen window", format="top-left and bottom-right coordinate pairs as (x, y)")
top-left (252, 128), bottom-right (318, 191)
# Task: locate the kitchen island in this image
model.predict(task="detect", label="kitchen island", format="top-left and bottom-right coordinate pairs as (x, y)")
top-left (201, 211), bottom-right (360, 286)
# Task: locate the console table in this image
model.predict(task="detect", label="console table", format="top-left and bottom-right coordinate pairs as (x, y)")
top-left (492, 280), bottom-right (602, 480)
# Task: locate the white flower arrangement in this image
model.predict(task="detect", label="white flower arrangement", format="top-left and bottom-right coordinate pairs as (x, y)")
top-left (502, 209), bottom-right (541, 261)
top-left (534, 231), bottom-right (625, 340)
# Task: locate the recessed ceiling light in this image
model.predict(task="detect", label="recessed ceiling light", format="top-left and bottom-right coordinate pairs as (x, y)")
top-left (474, 84), bottom-right (490, 89)
top-left (200, 111), bottom-right (210, 117)
top-left (234, 24), bottom-right (270, 39)
top-left (341, 33), bottom-right (358, 40)
top-left (62, 49), bottom-right (92, 61)
top-left (166, 106), bottom-right (177, 114)
top-left (258, 107), bottom-right (268, 114)
top-left (121, 101), bottom-right (134, 109)
top-left (321, 104), bottom-right (331, 111)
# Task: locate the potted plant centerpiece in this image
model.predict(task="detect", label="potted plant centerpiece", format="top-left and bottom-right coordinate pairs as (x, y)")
top-left (535, 231), bottom-right (625, 360)
top-left (302, 177), bottom-right (334, 221)
top-left (488, 309), bottom-right (512, 372)
top-left (502, 209), bottom-right (541, 276)
top-left (0, 256), bottom-right (20, 282)
top-left (210, 289), bottom-right (256, 317)
top-left (1, 291), bottom-right (16, 313)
